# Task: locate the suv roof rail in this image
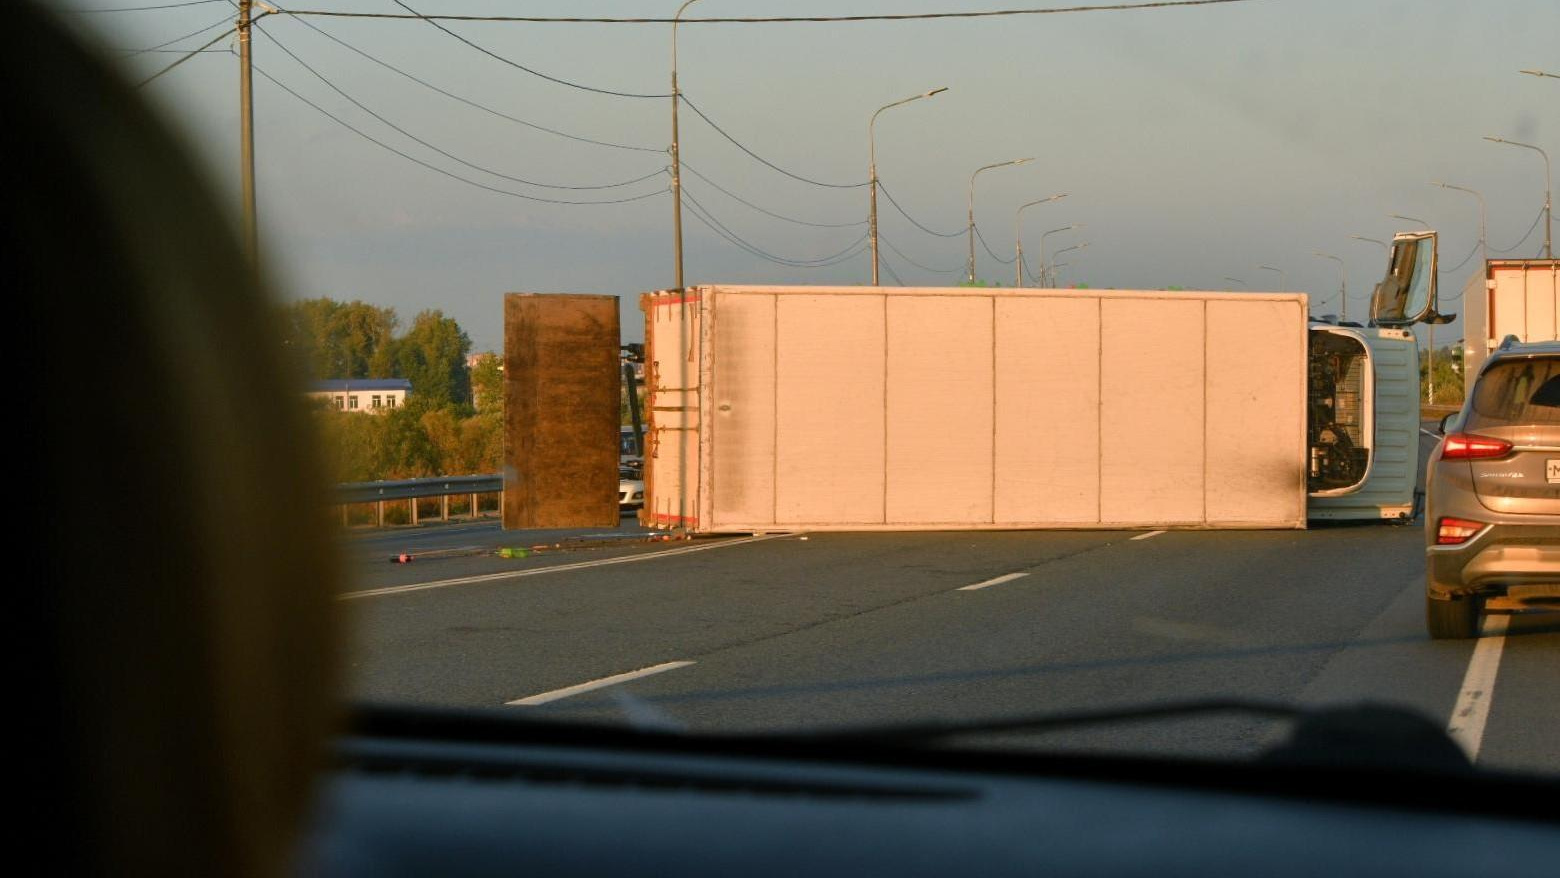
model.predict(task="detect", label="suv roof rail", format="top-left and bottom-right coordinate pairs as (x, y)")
top-left (1497, 334), bottom-right (1522, 351)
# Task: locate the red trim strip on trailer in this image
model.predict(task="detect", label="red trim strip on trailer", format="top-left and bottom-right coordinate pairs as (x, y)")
top-left (650, 293), bottom-right (701, 307)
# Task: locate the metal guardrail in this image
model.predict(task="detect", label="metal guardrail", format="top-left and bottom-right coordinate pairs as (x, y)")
top-left (335, 474), bottom-right (502, 505)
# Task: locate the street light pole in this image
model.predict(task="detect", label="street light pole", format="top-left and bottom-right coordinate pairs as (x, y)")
top-left (1430, 181), bottom-right (1488, 261)
top-left (1257, 264), bottom-right (1286, 290)
top-left (1014, 193), bottom-right (1067, 287)
top-left (1390, 213), bottom-right (1430, 229)
top-left (1051, 242), bottom-right (1088, 287)
top-left (669, 0), bottom-right (705, 291)
top-left (1312, 251), bottom-right (1346, 321)
top-left (869, 87), bottom-right (948, 285)
top-left (1519, 69), bottom-right (1559, 79)
top-left (1350, 235), bottom-right (1390, 252)
top-left (1038, 223), bottom-right (1080, 287)
top-left (967, 158), bottom-right (1033, 284)
top-left (237, 0), bottom-right (256, 265)
top-left (1485, 136), bottom-right (1553, 258)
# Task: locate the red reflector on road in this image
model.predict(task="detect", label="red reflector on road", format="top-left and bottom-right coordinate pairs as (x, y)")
top-left (1440, 433), bottom-right (1513, 460)
top-left (1436, 517), bottom-right (1484, 545)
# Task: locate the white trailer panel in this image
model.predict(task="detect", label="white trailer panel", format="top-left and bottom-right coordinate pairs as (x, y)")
top-left (644, 285), bottom-right (1309, 533)
top-left (1463, 259), bottom-right (1558, 388)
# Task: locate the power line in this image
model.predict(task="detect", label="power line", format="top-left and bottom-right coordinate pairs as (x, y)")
top-left (681, 162), bottom-right (866, 229)
top-left (1488, 205), bottom-right (1546, 254)
top-left (877, 181), bottom-right (964, 237)
top-left (279, 1), bottom-right (1259, 26)
top-left (115, 46), bottom-right (228, 54)
top-left (390, 0), bottom-right (670, 99)
top-left (255, 21), bottom-right (665, 191)
top-left (120, 10), bottom-right (233, 57)
top-left (686, 198), bottom-right (869, 268)
top-left (679, 95), bottom-right (869, 190)
top-left (974, 223), bottom-right (1016, 263)
top-left (683, 202), bottom-right (868, 269)
top-left (71, 0), bottom-right (227, 11)
top-left (136, 22), bottom-right (233, 86)
top-left (1438, 239), bottom-right (1481, 275)
top-left (681, 187), bottom-right (868, 268)
top-left (880, 257), bottom-right (906, 286)
top-left (879, 236), bottom-right (961, 274)
top-left (279, 12), bottom-right (664, 153)
top-left (250, 60), bottom-right (670, 207)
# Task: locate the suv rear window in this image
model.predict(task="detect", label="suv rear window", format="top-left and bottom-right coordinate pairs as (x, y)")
top-left (1467, 356), bottom-right (1560, 429)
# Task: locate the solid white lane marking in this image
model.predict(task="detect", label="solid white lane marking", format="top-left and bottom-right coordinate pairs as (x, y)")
top-left (506, 661), bottom-right (696, 706)
top-left (1446, 613), bottom-right (1510, 761)
top-left (1130, 530), bottom-right (1166, 541)
top-left (339, 533), bottom-right (792, 600)
top-left (957, 572), bottom-right (1029, 592)
top-left (1419, 428), bottom-right (1442, 439)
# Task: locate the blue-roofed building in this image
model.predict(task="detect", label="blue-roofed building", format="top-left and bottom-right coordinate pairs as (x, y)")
top-left (308, 378), bottom-right (411, 413)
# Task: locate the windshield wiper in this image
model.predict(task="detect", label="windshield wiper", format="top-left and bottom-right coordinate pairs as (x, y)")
top-left (775, 697), bottom-right (1302, 744)
top-left (775, 699), bottom-right (1473, 775)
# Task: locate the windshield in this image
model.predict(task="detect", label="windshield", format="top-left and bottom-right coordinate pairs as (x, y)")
top-left (55, 0), bottom-right (1558, 783)
top-left (1372, 234), bottom-right (1438, 326)
top-left (1468, 357), bottom-right (1560, 429)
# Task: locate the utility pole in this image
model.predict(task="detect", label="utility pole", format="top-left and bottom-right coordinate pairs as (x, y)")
top-left (966, 158), bottom-right (1032, 284)
top-left (1313, 252), bottom-right (1346, 321)
top-left (238, 0), bottom-right (257, 264)
top-left (669, 1), bottom-right (704, 291)
top-left (869, 88), bottom-right (947, 285)
top-left (1014, 194), bottom-right (1067, 287)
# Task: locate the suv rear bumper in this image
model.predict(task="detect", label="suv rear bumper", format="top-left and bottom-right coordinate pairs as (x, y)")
top-left (1426, 522), bottom-right (1560, 599)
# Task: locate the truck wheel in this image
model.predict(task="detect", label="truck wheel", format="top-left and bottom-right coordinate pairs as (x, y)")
top-left (1426, 595), bottom-right (1479, 640)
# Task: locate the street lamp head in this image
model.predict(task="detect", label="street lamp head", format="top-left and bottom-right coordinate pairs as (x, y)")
top-left (924, 87), bottom-right (949, 98)
top-left (1483, 135), bottom-right (1507, 144)
top-left (1015, 157), bottom-right (1036, 165)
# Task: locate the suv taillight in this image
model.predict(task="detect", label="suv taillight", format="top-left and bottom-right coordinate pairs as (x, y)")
top-left (1436, 517), bottom-right (1485, 545)
top-left (1440, 433), bottom-right (1513, 460)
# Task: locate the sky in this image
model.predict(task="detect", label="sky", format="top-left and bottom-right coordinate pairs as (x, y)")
top-left (59, 0), bottom-right (1558, 353)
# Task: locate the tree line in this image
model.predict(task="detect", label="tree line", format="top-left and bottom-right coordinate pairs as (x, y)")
top-left (284, 299), bottom-right (503, 482)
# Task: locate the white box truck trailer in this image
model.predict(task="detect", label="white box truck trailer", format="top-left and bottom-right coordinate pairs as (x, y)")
top-left (1459, 258), bottom-right (1558, 388)
top-left (642, 233), bottom-right (1447, 532)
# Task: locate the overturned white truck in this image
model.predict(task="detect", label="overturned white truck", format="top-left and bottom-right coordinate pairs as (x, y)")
top-left (642, 232), bottom-right (1447, 532)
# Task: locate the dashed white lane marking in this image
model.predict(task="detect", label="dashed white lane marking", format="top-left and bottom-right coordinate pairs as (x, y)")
top-left (1446, 614), bottom-right (1510, 762)
top-left (1130, 530), bottom-right (1167, 541)
top-left (339, 533), bottom-right (792, 600)
top-left (957, 572), bottom-right (1030, 592)
top-left (507, 661), bottom-right (697, 706)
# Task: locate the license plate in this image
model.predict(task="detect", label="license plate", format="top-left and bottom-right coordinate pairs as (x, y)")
top-left (1549, 459), bottom-right (1560, 484)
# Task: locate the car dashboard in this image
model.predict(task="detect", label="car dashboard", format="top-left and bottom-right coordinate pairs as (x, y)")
top-left (300, 709), bottom-right (1560, 877)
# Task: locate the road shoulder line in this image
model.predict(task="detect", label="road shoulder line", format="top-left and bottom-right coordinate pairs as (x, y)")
top-left (340, 533), bottom-right (791, 600)
top-left (1446, 614), bottom-right (1510, 761)
top-left (957, 572), bottom-right (1029, 591)
top-left (507, 661), bottom-right (697, 706)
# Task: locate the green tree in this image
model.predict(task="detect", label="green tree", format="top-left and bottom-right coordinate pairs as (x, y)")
top-left (469, 351), bottom-right (504, 415)
top-left (378, 403), bottom-right (441, 478)
top-left (280, 298), bottom-right (398, 380)
top-left (395, 309), bottom-right (472, 409)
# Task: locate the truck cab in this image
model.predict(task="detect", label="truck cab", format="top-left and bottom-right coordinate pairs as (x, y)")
top-left (1307, 231), bottom-right (1451, 521)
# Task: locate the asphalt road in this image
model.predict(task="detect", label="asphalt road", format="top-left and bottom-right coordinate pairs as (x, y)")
top-left (342, 427), bottom-right (1558, 775)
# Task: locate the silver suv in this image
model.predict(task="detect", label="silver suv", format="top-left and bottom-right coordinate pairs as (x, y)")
top-left (1424, 338), bottom-right (1560, 638)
